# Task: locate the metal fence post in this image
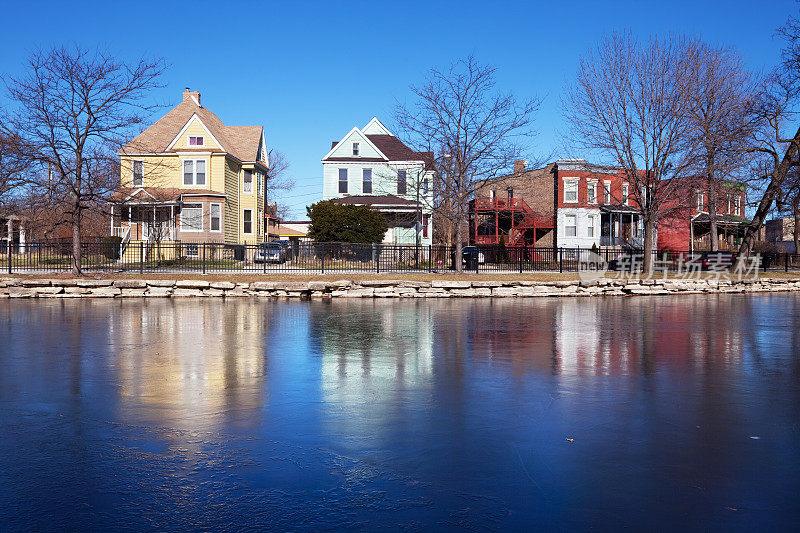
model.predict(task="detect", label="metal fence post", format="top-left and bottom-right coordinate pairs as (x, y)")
top-left (559, 248), bottom-right (563, 273)
top-left (139, 241), bottom-right (144, 274)
top-left (428, 245), bottom-right (432, 273)
top-left (376, 246), bottom-right (380, 274)
top-left (7, 240), bottom-right (11, 275)
top-left (321, 246), bottom-right (325, 274)
top-left (786, 253), bottom-right (790, 273)
top-left (202, 243), bottom-right (206, 274)
top-left (519, 247), bottom-right (523, 274)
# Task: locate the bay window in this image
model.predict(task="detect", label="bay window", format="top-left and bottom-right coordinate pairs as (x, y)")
top-left (181, 203), bottom-right (203, 232)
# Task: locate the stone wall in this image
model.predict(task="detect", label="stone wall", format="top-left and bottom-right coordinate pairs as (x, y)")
top-left (1, 277), bottom-right (800, 298)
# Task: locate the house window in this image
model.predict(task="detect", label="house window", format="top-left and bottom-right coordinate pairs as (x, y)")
top-left (423, 178), bottom-right (429, 194)
top-left (185, 243), bottom-right (199, 257)
top-left (338, 168), bottom-right (348, 193)
top-left (183, 159), bottom-right (206, 186)
top-left (696, 191), bottom-right (704, 211)
top-left (352, 142), bottom-right (359, 156)
top-left (604, 181), bottom-right (611, 204)
top-left (181, 203), bottom-right (203, 232)
top-left (565, 215), bottom-right (577, 237)
top-left (397, 170), bottom-right (407, 195)
top-left (243, 170), bottom-right (253, 193)
top-left (587, 181), bottom-right (597, 204)
top-left (564, 180), bottom-right (578, 203)
top-left (734, 196), bottom-right (741, 216)
top-left (132, 160), bottom-right (143, 187)
top-left (622, 184), bottom-right (629, 205)
top-left (507, 188), bottom-right (514, 199)
top-left (243, 209), bottom-right (253, 234)
top-left (422, 214), bottom-right (429, 238)
top-left (210, 202), bottom-right (221, 232)
top-left (362, 168), bottom-right (372, 194)
top-left (587, 215), bottom-right (595, 238)
top-left (188, 136), bottom-right (204, 146)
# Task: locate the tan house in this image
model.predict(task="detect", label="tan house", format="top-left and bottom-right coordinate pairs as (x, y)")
top-left (111, 88), bottom-right (269, 255)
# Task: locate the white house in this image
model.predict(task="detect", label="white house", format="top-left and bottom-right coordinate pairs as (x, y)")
top-left (322, 117), bottom-right (434, 245)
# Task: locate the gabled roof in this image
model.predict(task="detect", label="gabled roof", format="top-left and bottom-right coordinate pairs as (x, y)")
top-left (324, 120), bottom-right (434, 169)
top-left (121, 90), bottom-right (265, 163)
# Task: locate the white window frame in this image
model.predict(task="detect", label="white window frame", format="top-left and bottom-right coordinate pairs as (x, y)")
top-left (603, 181), bottom-right (612, 204)
top-left (180, 203), bottom-right (204, 232)
top-left (352, 142), bottom-right (359, 156)
top-left (243, 208), bottom-right (253, 235)
top-left (563, 179), bottom-right (578, 204)
top-left (587, 215), bottom-right (595, 238)
top-left (362, 168), bottom-right (372, 194)
top-left (183, 159), bottom-right (207, 186)
top-left (243, 170), bottom-right (253, 194)
top-left (210, 202), bottom-right (222, 233)
top-left (622, 184), bottom-right (629, 206)
top-left (397, 169), bottom-right (407, 195)
top-left (587, 180), bottom-right (597, 204)
top-left (565, 215), bottom-right (577, 237)
top-left (338, 168), bottom-right (348, 194)
top-left (132, 160), bottom-right (144, 187)
top-left (188, 135), bottom-right (204, 147)
top-left (697, 191), bottom-right (704, 211)
top-left (734, 196), bottom-right (741, 216)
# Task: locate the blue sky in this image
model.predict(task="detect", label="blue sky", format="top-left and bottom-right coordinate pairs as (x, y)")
top-left (0, 0), bottom-right (796, 218)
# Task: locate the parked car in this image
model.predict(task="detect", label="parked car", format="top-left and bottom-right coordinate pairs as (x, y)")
top-left (254, 242), bottom-right (286, 264)
top-left (694, 251), bottom-right (736, 270)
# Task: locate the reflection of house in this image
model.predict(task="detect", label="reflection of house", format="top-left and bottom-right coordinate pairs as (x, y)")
top-left (322, 117), bottom-right (434, 245)
top-left (111, 88), bottom-right (270, 251)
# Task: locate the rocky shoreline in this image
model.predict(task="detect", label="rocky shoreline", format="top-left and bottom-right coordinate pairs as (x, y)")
top-left (1, 276), bottom-right (800, 298)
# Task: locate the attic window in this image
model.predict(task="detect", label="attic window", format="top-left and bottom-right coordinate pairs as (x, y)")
top-left (189, 136), bottom-right (204, 146)
top-left (352, 142), bottom-right (359, 156)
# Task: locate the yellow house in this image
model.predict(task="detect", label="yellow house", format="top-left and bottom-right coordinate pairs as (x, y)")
top-left (111, 88), bottom-right (269, 253)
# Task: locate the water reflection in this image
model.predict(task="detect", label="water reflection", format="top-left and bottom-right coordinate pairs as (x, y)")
top-left (1, 295), bottom-right (799, 531)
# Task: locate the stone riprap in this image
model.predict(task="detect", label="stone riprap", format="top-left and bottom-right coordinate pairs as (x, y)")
top-left (1, 277), bottom-right (799, 298)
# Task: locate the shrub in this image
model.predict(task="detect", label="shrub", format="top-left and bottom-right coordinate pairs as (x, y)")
top-left (307, 200), bottom-right (388, 243)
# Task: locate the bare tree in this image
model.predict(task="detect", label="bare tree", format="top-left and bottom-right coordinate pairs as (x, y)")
top-left (265, 149), bottom-right (295, 217)
top-left (0, 133), bottom-right (28, 208)
top-left (686, 43), bottom-right (758, 251)
top-left (565, 33), bottom-right (702, 271)
top-left (737, 13), bottom-right (800, 259)
top-left (395, 56), bottom-right (540, 271)
top-left (0, 46), bottom-right (165, 274)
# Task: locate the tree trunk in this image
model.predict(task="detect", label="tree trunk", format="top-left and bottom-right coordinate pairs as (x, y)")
top-left (455, 213), bottom-right (464, 273)
top-left (793, 200), bottom-right (800, 255)
top-left (708, 172), bottom-right (719, 252)
top-left (642, 215), bottom-right (655, 274)
top-left (738, 125), bottom-right (800, 259)
top-left (71, 204), bottom-right (83, 276)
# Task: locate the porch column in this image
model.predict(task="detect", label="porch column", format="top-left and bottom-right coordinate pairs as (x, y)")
top-left (171, 205), bottom-right (175, 240)
top-left (110, 205), bottom-right (114, 236)
top-left (6, 218), bottom-right (12, 247)
top-left (19, 223), bottom-right (25, 254)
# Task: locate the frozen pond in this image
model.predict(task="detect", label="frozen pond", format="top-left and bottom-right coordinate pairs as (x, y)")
top-left (1, 295), bottom-right (799, 530)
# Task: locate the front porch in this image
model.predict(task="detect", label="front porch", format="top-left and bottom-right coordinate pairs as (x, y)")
top-left (600, 206), bottom-right (643, 249)
top-left (691, 213), bottom-right (748, 252)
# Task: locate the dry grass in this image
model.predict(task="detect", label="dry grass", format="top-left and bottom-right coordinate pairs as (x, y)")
top-left (4, 271), bottom-right (799, 282)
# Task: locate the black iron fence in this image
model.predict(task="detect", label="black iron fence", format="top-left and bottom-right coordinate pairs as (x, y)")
top-left (1, 240), bottom-right (799, 274)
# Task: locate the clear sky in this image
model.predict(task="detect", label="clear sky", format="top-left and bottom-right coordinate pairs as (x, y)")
top-left (0, 0), bottom-right (796, 218)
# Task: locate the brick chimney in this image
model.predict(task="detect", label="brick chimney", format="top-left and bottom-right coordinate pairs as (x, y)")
top-left (513, 159), bottom-right (527, 174)
top-left (182, 87), bottom-right (201, 106)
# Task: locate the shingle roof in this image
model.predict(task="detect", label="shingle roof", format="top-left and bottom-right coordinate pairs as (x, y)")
top-left (109, 187), bottom-right (226, 203)
top-left (121, 95), bottom-right (264, 163)
top-left (328, 136), bottom-right (434, 170)
top-left (330, 194), bottom-right (421, 207)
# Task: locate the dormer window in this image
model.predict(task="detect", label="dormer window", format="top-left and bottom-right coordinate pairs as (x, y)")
top-left (352, 142), bottom-right (359, 156)
top-left (189, 136), bottom-right (204, 146)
